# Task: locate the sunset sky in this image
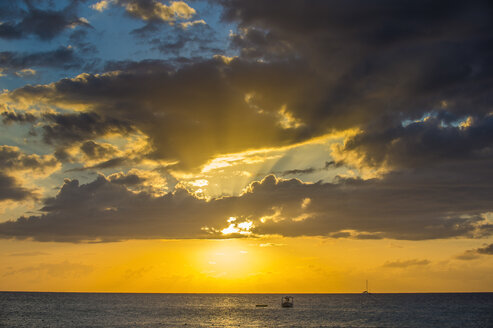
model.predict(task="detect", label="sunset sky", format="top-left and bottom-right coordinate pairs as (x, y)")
top-left (1, 0), bottom-right (492, 293)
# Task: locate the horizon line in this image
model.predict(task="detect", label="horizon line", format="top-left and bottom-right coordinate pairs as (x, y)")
top-left (2, 291), bottom-right (493, 294)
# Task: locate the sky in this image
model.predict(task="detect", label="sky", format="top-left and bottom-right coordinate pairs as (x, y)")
top-left (0, 0), bottom-right (492, 293)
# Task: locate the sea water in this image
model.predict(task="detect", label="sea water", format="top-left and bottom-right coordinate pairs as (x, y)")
top-left (1, 292), bottom-right (492, 327)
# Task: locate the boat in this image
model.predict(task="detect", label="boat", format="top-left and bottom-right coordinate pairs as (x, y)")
top-left (255, 304), bottom-right (268, 307)
top-left (281, 296), bottom-right (293, 307)
top-left (362, 280), bottom-right (370, 294)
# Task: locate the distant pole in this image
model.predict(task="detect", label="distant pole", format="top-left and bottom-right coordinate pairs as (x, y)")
top-left (366, 279), bottom-right (368, 292)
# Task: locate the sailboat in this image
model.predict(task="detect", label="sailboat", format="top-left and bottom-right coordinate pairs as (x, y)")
top-left (362, 280), bottom-right (370, 294)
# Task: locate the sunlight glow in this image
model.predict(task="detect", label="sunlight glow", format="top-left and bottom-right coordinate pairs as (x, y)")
top-left (221, 218), bottom-right (254, 235)
top-left (190, 179), bottom-right (208, 187)
top-left (278, 105), bottom-right (304, 129)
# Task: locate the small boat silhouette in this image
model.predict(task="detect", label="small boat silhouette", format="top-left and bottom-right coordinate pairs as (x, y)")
top-left (281, 296), bottom-right (293, 307)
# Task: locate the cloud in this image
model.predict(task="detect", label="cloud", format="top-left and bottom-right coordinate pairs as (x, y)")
top-left (80, 140), bottom-right (120, 160)
top-left (149, 23), bottom-right (219, 57)
top-left (14, 68), bottom-right (36, 77)
top-left (6, 0), bottom-right (493, 170)
top-left (2, 0), bottom-right (493, 246)
top-left (0, 145), bottom-right (58, 173)
top-left (219, 0), bottom-right (493, 158)
top-left (0, 1), bottom-right (90, 40)
top-left (1, 110), bottom-right (37, 124)
top-left (383, 259), bottom-right (430, 268)
top-left (64, 133), bottom-right (154, 171)
top-left (220, 0), bottom-right (493, 53)
top-left (0, 175), bottom-right (222, 242)
top-left (1, 171), bottom-right (492, 242)
top-left (5, 59), bottom-right (316, 169)
top-left (338, 114), bottom-right (493, 171)
top-left (91, 0), bottom-right (111, 12)
top-left (40, 112), bottom-right (135, 146)
top-left (108, 169), bottom-right (168, 195)
top-left (477, 243), bottom-right (493, 255)
top-left (229, 27), bottom-right (294, 61)
top-left (277, 161), bottom-right (336, 177)
top-left (179, 19), bottom-right (206, 29)
top-left (456, 243), bottom-right (493, 260)
top-left (115, 0), bottom-right (196, 23)
top-left (108, 171), bottom-right (145, 185)
top-left (0, 46), bottom-right (80, 73)
top-left (455, 251), bottom-right (480, 261)
top-left (0, 172), bottom-right (33, 202)
top-left (0, 145), bottom-right (60, 202)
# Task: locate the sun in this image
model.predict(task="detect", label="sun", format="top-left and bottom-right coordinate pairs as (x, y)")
top-left (195, 240), bottom-right (256, 279)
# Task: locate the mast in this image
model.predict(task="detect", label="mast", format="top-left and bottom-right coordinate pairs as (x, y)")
top-left (366, 279), bottom-right (368, 292)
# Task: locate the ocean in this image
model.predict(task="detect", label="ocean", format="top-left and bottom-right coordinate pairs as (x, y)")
top-left (1, 292), bottom-right (492, 327)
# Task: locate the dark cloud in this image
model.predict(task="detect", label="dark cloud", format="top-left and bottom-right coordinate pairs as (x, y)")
top-left (383, 259), bottom-right (430, 268)
top-left (477, 243), bottom-right (493, 255)
top-left (8, 59), bottom-right (315, 169)
top-left (53, 148), bottom-right (72, 162)
top-left (243, 172), bottom-right (493, 240)
top-left (40, 112), bottom-right (134, 146)
top-left (1, 170), bottom-right (492, 242)
top-left (0, 1), bottom-right (90, 40)
top-left (280, 167), bottom-right (316, 176)
top-left (220, 0), bottom-right (493, 50)
top-left (80, 140), bottom-right (119, 160)
top-left (354, 233), bottom-right (383, 240)
top-left (456, 243), bottom-right (493, 260)
top-left (0, 173), bottom-right (33, 202)
top-left (106, 170), bottom-right (167, 196)
top-left (108, 172), bottom-right (145, 186)
top-left (219, 0), bottom-right (493, 129)
top-left (0, 145), bottom-right (58, 202)
top-left (278, 161), bottom-right (336, 177)
top-left (1, 111), bottom-right (37, 124)
top-left (0, 47), bottom-right (79, 73)
top-left (0, 175), bottom-right (220, 242)
top-left (229, 27), bottom-right (294, 60)
top-left (342, 114), bottom-right (493, 169)
top-left (0, 145), bottom-right (58, 172)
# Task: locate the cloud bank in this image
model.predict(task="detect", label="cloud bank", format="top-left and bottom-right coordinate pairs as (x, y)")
top-left (0, 173), bottom-right (491, 242)
top-left (1, 0), bottom-right (493, 244)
